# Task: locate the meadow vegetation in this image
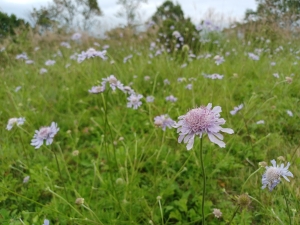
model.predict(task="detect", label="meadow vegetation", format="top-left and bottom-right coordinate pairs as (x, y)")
top-left (0, 17), bottom-right (299, 225)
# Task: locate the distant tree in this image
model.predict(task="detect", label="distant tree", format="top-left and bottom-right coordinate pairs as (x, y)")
top-left (150, 0), bottom-right (199, 52)
top-left (0, 11), bottom-right (29, 38)
top-left (245, 0), bottom-right (300, 26)
top-left (30, 0), bottom-right (102, 31)
top-left (116, 0), bottom-right (147, 28)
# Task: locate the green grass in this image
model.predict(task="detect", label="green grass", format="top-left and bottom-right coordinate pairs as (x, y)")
top-left (0, 32), bottom-right (299, 225)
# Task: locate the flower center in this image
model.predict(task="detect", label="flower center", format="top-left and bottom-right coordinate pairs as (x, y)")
top-left (266, 167), bottom-right (280, 182)
top-left (185, 107), bottom-right (215, 132)
top-left (38, 127), bottom-right (51, 139)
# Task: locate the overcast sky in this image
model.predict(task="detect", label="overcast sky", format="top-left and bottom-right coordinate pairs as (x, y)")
top-left (1, 0), bottom-right (257, 29)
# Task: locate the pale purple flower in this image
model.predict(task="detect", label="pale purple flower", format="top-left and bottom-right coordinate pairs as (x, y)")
top-left (185, 84), bottom-right (192, 90)
top-left (23, 176), bottom-right (30, 183)
top-left (127, 94), bottom-right (143, 109)
top-left (286, 110), bottom-right (293, 117)
top-left (88, 85), bottom-right (105, 94)
top-left (146, 96), bottom-right (155, 102)
top-left (154, 114), bottom-right (175, 131)
top-left (6, 117), bottom-right (25, 130)
top-left (174, 103), bottom-right (234, 150)
top-left (123, 86), bottom-right (135, 94)
top-left (102, 45), bottom-right (110, 50)
top-left (166, 95), bottom-right (177, 102)
top-left (256, 120), bottom-right (265, 124)
top-left (94, 42), bottom-right (100, 46)
top-left (45, 60), bottom-right (55, 66)
top-left (144, 76), bottom-right (151, 81)
top-left (15, 86), bottom-right (21, 92)
top-left (25, 60), bottom-right (34, 64)
top-left (164, 79), bottom-right (170, 85)
top-left (230, 104), bottom-right (244, 115)
top-left (172, 31), bottom-right (181, 39)
top-left (123, 54), bottom-right (133, 63)
top-left (262, 159), bottom-right (293, 191)
top-left (31, 122), bottom-right (59, 149)
top-left (43, 219), bottom-right (50, 225)
top-left (270, 62), bottom-right (276, 66)
top-left (71, 32), bottom-right (81, 40)
top-left (181, 63), bottom-right (187, 68)
top-left (214, 55), bottom-right (225, 65)
top-left (16, 53), bottom-right (28, 60)
top-left (177, 77), bottom-right (185, 82)
top-left (204, 73), bottom-right (224, 80)
top-left (273, 73), bottom-right (279, 78)
top-left (60, 41), bottom-right (71, 48)
top-left (101, 75), bottom-right (124, 91)
top-left (77, 48), bottom-right (107, 63)
top-left (248, 52), bottom-right (259, 61)
top-left (40, 68), bottom-right (48, 74)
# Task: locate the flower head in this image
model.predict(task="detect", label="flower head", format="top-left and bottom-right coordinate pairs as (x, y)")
top-left (101, 75), bottom-right (124, 91)
top-left (154, 114), bottom-right (175, 131)
top-left (127, 94), bottom-right (143, 109)
top-left (212, 208), bottom-right (222, 218)
top-left (230, 104), bottom-right (243, 115)
top-left (262, 159), bottom-right (293, 191)
top-left (166, 95), bottom-right (177, 102)
top-left (31, 122), bottom-right (59, 149)
top-left (6, 117), bottom-right (25, 130)
top-left (43, 219), bottom-right (50, 225)
top-left (88, 85), bottom-right (105, 94)
top-left (174, 103), bottom-right (234, 150)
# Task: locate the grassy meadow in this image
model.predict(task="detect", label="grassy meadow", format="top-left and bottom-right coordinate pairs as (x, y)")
top-left (0, 28), bottom-right (299, 225)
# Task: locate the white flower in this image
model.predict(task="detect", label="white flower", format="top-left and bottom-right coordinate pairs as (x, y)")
top-left (262, 159), bottom-right (293, 191)
top-left (6, 117), bottom-right (25, 130)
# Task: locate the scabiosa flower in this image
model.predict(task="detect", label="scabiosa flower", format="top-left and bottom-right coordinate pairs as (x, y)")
top-left (16, 52), bottom-right (28, 60)
top-left (262, 159), bottom-right (293, 191)
top-left (154, 114), bottom-right (175, 131)
top-left (230, 104), bottom-right (244, 115)
top-left (256, 120), bottom-right (265, 124)
top-left (77, 48), bottom-right (107, 63)
top-left (71, 32), bottom-right (82, 40)
top-left (248, 52), bottom-right (259, 60)
top-left (6, 117), bottom-right (25, 130)
top-left (127, 94), bottom-right (143, 109)
top-left (31, 122), bottom-right (59, 149)
top-left (164, 79), bottom-right (170, 85)
top-left (40, 68), bottom-right (48, 74)
top-left (101, 75), bottom-right (124, 91)
top-left (273, 73), bottom-right (279, 78)
top-left (23, 176), bottom-right (30, 183)
top-left (88, 85), bottom-right (105, 94)
top-left (286, 110), bottom-right (293, 117)
top-left (212, 208), bottom-right (222, 218)
top-left (214, 55), bottom-right (225, 65)
top-left (166, 95), bottom-right (177, 102)
top-left (45, 60), bottom-right (56, 66)
top-left (204, 73), bottom-right (224, 80)
top-left (146, 96), bottom-right (155, 102)
top-left (43, 219), bottom-right (50, 225)
top-left (15, 86), bottom-right (22, 92)
top-left (185, 84), bottom-right (192, 90)
top-left (174, 103), bottom-right (234, 150)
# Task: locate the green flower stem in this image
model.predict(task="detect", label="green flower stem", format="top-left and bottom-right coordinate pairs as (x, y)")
top-left (241, 167), bottom-right (262, 191)
top-left (227, 205), bottom-right (240, 225)
top-left (282, 185), bottom-right (292, 225)
top-left (199, 137), bottom-right (206, 225)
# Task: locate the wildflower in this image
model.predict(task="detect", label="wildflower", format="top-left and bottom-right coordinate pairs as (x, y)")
top-left (102, 75), bottom-right (124, 91)
top-left (123, 54), bottom-right (133, 63)
top-left (31, 122), bottom-right (59, 149)
top-left (285, 77), bottom-right (293, 84)
top-left (177, 77), bottom-right (185, 82)
top-left (165, 95), bottom-right (177, 102)
top-left (45, 60), bottom-right (55, 66)
top-left (185, 84), bottom-right (192, 90)
top-left (123, 86), bottom-right (135, 94)
top-left (60, 41), bottom-right (71, 48)
top-left (16, 53), bottom-right (28, 60)
top-left (23, 176), bottom-right (30, 183)
top-left (154, 115), bottom-right (175, 131)
top-left (174, 103), bottom-right (234, 150)
top-left (40, 68), bottom-right (48, 74)
top-left (15, 86), bottom-right (21, 92)
top-left (286, 110), bottom-right (293, 117)
top-left (146, 96), bottom-right (155, 103)
top-left (230, 104), bottom-right (243, 115)
top-left (237, 194), bottom-right (251, 208)
top-left (256, 120), bottom-right (265, 124)
top-left (43, 219), bottom-right (50, 225)
top-left (203, 73), bottom-right (224, 79)
top-left (181, 63), bottom-right (187, 68)
top-left (248, 52), bottom-right (259, 61)
top-left (213, 208), bottom-right (222, 218)
top-left (75, 198), bottom-right (84, 205)
top-left (25, 60), bottom-right (34, 64)
top-left (164, 79), bottom-right (170, 85)
top-left (127, 93), bottom-right (143, 109)
top-left (72, 150), bottom-right (79, 156)
top-left (273, 73), bottom-right (279, 78)
top-left (88, 85), bottom-right (105, 94)
top-left (6, 117), bottom-right (25, 130)
top-left (262, 159), bottom-right (293, 191)
top-left (172, 31), bottom-right (181, 38)
top-left (77, 48), bottom-right (107, 63)
top-left (214, 55), bottom-right (225, 65)
top-left (270, 62), bottom-right (276, 66)
top-left (71, 32), bottom-right (82, 40)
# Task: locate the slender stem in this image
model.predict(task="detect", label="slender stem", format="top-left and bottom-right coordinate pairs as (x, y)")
top-left (52, 149), bottom-right (69, 202)
top-left (227, 205), bottom-right (240, 225)
top-left (241, 167), bottom-right (261, 191)
top-left (199, 137), bottom-right (206, 225)
top-left (282, 185), bottom-right (292, 225)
